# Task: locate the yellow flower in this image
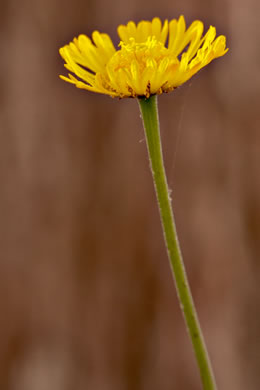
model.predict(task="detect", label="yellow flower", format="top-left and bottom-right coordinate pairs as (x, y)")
top-left (59, 16), bottom-right (228, 98)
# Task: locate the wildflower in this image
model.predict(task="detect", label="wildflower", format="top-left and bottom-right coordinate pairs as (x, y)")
top-left (59, 16), bottom-right (228, 98)
top-left (59, 15), bottom-right (229, 390)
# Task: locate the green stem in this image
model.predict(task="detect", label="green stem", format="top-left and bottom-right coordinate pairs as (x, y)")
top-left (138, 95), bottom-right (217, 390)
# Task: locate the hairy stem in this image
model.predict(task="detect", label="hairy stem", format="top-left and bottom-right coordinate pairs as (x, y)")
top-left (138, 95), bottom-right (217, 390)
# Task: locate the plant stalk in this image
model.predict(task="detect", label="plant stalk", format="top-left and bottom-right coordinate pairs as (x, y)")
top-left (138, 95), bottom-right (217, 390)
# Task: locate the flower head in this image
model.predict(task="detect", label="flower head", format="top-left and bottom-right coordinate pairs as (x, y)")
top-left (59, 16), bottom-right (228, 98)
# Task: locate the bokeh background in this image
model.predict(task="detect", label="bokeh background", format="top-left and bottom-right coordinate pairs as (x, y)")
top-left (1, 0), bottom-right (259, 389)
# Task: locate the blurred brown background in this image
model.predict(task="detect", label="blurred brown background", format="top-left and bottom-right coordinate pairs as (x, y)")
top-left (0, 0), bottom-right (259, 389)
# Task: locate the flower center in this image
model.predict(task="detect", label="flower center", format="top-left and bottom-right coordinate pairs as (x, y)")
top-left (104, 36), bottom-right (178, 97)
top-left (109, 36), bottom-right (172, 73)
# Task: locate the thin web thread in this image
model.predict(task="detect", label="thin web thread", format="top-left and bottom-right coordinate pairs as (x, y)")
top-left (168, 91), bottom-right (187, 189)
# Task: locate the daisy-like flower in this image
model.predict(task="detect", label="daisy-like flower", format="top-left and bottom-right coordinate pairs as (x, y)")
top-left (59, 15), bottom-right (228, 98)
top-left (59, 15), bottom-right (229, 390)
